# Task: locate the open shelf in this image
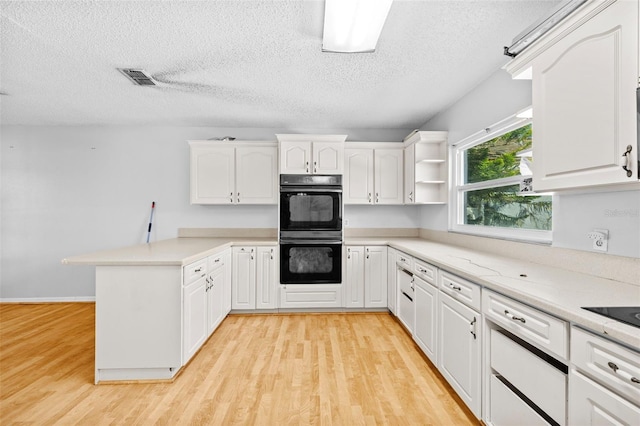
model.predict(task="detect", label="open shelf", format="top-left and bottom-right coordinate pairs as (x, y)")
top-left (404, 131), bottom-right (448, 204)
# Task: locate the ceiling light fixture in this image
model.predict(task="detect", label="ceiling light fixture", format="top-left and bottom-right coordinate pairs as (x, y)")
top-left (504, 0), bottom-right (587, 57)
top-left (322, 0), bottom-right (394, 53)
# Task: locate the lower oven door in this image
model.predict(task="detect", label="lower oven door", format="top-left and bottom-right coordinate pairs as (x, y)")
top-left (280, 241), bottom-right (342, 284)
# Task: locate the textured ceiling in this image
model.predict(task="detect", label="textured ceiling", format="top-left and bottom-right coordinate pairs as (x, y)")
top-left (0, 0), bottom-right (558, 129)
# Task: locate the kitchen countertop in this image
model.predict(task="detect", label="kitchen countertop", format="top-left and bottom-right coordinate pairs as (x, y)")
top-left (348, 237), bottom-right (640, 350)
top-left (62, 237), bottom-right (278, 266)
top-left (63, 236), bottom-right (640, 349)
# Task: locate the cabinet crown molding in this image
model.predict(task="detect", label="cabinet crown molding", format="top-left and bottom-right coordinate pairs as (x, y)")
top-left (275, 134), bottom-right (347, 143)
top-left (403, 131), bottom-right (448, 147)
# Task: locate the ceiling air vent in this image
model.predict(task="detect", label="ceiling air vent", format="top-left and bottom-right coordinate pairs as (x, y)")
top-left (118, 68), bottom-right (156, 86)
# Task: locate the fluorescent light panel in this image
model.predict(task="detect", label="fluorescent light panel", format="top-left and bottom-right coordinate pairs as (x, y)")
top-left (323, 0), bottom-right (393, 53)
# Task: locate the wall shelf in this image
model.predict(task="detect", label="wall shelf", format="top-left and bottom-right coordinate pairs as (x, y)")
top-left (404, 131), bottom-right (448, 204)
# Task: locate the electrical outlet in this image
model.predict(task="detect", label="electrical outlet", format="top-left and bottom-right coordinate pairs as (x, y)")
top-left (587, 229), bottom-right (609, 252)
top-left (344, 219), bottom-right (350, 227)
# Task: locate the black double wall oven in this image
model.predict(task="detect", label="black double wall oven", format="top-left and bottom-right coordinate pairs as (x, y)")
top-left (279, 175), bottom-right (342, 284)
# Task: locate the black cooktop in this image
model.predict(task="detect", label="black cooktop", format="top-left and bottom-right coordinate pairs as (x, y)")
top-left (582, 306), bottom-right (640, 329)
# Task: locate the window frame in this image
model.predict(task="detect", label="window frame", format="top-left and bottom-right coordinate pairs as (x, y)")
top-left (449, 112), bottom-right (553, 244)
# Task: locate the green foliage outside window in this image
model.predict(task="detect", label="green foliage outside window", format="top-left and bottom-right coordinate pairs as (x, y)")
top-left (463, 124), bottom-right (552, 231)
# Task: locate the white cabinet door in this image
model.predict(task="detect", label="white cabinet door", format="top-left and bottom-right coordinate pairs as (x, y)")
top-left (569, 369), bottom-right (640, 426)
top-left (280, 141), bottom-right (311, 174)
top-left (313, 142), bottom-right (343, 174)
top-left (222, 249), bottom-right (232, 314)
top-left (414, 276), bottom-right (438, 365)
top-left (531, 0), bottom-right (639, 191)
top-left (438, 291), bottom-right (481, 418)
top-left (183, 276), bottom-right (207, 362)
top-left (365, 246), bottom-right (387, 308)
top-left (404, 145), bottom-right (415, 204)
top-left (387, 248), bottom-right (397, 315)
top-left (232, 247), bottom-right (256, 309)
top-left (190, 146), bottom-right (235, 204)
top-left (345, 246), bottom-right (365, 308)
top-left (206, 266), bottom-right (226, 336)
top-left (256, 246), bottom-right (278, 309)
top-left (374, 149), bottom-right (403, 205)
top-left (344, 149), bottom-right (374, 204)
top-left (235, 146), bottom-right (278, 204)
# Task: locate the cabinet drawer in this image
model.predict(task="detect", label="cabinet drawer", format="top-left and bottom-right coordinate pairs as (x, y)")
top-left (569, 369), bottom-right (640, 426)
top-left (483, 290), bottom-right (568, 360)
top-left (208, 253), bottom-right (225, 271)
top-left (395, 251), bottom-right (413, 271)
top-left (571, 326), bottom-right (640, 403)
top-left (439, 271), bottom-right (480, 311)
top-left (413, 258), bottom-right (436, 286)
top-left (490, 375), bottom-right (548, 426)
top-left (491, 329), bottom-right (567, 425)
top-left (183, 258), bottom-right (207, 285)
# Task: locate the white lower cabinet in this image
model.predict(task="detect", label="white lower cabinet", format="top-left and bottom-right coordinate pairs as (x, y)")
top-left (387, 248), bottom-right (397, 315)
top-left (344, 246), bottom-right (387, 308)
top-left (413, 275), bottom-right (438, 365)
top-left (483, 289), bottom-right (569, 426)
top-left (569, 326), bottom-right (640, 425)
top-left (232, 247), bottom-right (256, 309)
top-left (345, 246), bottom-right (365, 308)
top-left (206, 252), bottom-right (228, 336)
top-left (438, 284), bottom-right (481, 418)
top-left (232, 245), bottom-right (277, 310)
top-left (569, 369), bottom-right (640, 425)
top-left (183, 272), bottom-right (208, 363)
top-left (256, 247), bottom-right (278, 309)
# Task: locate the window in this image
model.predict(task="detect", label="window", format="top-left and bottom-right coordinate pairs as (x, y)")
top-left (451, 113), bottom-right (552, 243)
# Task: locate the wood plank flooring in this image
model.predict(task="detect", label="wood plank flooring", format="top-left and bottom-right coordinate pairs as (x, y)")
top-left (1, 303), bottom-right (478, 425)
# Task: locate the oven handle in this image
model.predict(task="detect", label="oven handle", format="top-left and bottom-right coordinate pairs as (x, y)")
top-left (280, 187), bottom-right (342, 193)
top-left (280, 240), bottom-right (343, 245)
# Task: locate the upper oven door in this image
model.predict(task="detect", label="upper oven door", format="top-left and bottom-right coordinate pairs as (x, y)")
top-left (280, 188), bottom-right (342, 231)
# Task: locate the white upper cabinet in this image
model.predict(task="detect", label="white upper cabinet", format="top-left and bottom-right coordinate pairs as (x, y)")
top-left (189, 141), bottom-right (278, 205)
top-left (344, 144), bottom-right (403, 205)
top-left (506, 0), bottom-right (639, 191)
top-left (235, 147), bottom-right (278, 204)
top-left (344, 149), bottom-right (374, 204)
top-left (277, 134), bottom-right (347, 175)
top-left (190, 145), bottom-right (235, 204)
top-left (279, 141), bottom-right (311, 174)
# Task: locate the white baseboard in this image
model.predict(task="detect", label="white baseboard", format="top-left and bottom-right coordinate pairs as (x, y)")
top-left (0, 296), bottom-right (96, 303)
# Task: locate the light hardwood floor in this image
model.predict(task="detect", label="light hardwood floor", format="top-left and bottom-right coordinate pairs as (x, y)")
top-left (1, 303), bottom-right (478, 425)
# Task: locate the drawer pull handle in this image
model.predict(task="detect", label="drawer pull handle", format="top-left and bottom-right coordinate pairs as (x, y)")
top-left (608, 362), bottom-right (640, 384)
top-left (214, 258), bottom-right (220, 263)
top-left (504, 310), bottom-right (526, 323)
top-left (449, 283), bottom-right (462, 291)
top-left (195, 267), bottom-right (202, 272)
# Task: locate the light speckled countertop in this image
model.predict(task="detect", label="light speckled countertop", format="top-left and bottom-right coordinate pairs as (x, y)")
top-left (63, 236), bottom-right (640, 349)
top-left (62, 238), bottom-right (277, 266)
